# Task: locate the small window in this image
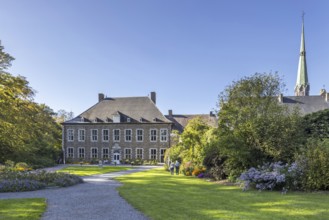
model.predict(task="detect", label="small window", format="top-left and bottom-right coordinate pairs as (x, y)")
top-left (67, 147), bottom-right (74, 158)
top-left (67, 129), bottom-right (74, 142)
top-left (124, 148), bottom-right (132, 160)
top-left (136, 129), bottom-right (143, 142)
top-left (127, 118), bottom-right (131, 122)
top-left (102, 129), bottom-right (109, 142)
top-left (150, 148), bottom-right (157, 160)
top-left (102, 148), bottom-right (110, 159)
top-left (91, 129), bottom-right (98, 142)
top-left (136, 148), bottom-right (143, 159)
top-left (160, 129), bottom-right (168, 142)
top-left (78, 129), bottom-right (85, 142)
top-left (125, 129), bottom-right (132, 142)
top-left (91, 148), bottom-right (98, 158)
top-left (150, 129), bottom-right (157, 142)
top-left (113, 115), bottom-right (120, 123)
top-left (113, 129), bottom-right (120, 142)
top-left (78, 148), bottom-right (85, 158)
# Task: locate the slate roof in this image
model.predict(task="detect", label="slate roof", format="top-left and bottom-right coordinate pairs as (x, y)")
top-left (64, 96), bottom-right (172, 124)
top-left (281, 95), bottom-right (329, 115)
top-left (165, 114), bottom-right (217, 133)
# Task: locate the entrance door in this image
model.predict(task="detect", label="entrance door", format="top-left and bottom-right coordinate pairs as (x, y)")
top-left (113, 153), bottom-right (121, 164)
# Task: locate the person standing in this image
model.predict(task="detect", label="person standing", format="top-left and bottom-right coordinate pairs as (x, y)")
top-left (169, 162), bottom-right (174, 175)
top-left (175, 160), bottom-right (180, 175)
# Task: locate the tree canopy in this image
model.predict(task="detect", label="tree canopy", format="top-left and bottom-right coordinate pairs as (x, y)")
top-left (0, 41), bottom-right (61, 167)
top-left (214, 73), bottom-right (305, 178)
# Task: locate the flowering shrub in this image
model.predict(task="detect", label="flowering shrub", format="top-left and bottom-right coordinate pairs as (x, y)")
top-left (0, 170), bottom-right (83, 192)
top-left (15, 162), bottom-right (30, 171)
top-left (0, 179), bottom-right (46, 192)
top-left (192, 167), bottom-right (206, 176)
top-left (239, 162), bottom-right (287, 191)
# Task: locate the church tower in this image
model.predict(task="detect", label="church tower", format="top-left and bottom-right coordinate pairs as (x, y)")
top-left (294, 14), bottom-right (310, 96)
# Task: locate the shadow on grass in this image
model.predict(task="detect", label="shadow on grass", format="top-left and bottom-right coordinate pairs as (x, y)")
top-left (116, 168), bottom-right (329, 220)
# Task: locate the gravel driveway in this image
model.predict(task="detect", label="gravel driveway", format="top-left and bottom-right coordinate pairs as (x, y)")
top-left (0, 166), bottom-right (157, 220)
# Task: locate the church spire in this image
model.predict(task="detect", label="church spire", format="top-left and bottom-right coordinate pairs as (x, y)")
top-left (295, 12), bottom-right (310, 96)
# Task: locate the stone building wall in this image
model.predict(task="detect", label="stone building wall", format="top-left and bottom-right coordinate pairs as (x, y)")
top-left (63, 123), bottom-right (171, 164)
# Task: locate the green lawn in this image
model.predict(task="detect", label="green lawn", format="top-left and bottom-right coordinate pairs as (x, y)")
top-left (0, 198), bottom-right (46, 220)
top-left (116, 168), bottom-right (329, 220)
top-left (57, 165), bottom-right (132, 176)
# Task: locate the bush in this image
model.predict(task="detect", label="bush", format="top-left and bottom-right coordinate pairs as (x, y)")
top-left (15, 162), bottom-right (30, 171)
top-left (0, 170), bottom-right (83, 192)
top-left (239, 162), bottom-right (286, 191)
top-left (297, 139), bottom-right (329, 191)
top-left (0, 179), bottom-right (46, 192)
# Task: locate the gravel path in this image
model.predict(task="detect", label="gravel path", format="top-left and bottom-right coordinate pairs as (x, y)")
top-left (0, 166), bottom-right (158, 220)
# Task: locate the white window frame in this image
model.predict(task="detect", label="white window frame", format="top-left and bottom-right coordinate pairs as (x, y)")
top-left (124, 148), bottom-right (132, 160)
top-left (78, 129), bottom-right (85, 142)
top-left (91, 129), bottom-right (98, 142)
top-left (160, 129), bottom-right (168, 142)
top-left (91, 147), bottom-right (98, 158)
top-left (67, 147), bottom-right (74, 158)
top-left (150, 129), bottom-right (157, 142)
top-left (125, 129), bottom-right (132, 142)
top-left (136, 148), bottom-right (143, 159)
top-left (102, 129), bottom-right (110, 142)
top-left (113, 129), bottom-right (120, 142)
top-left (67, 129), bottom-right (74, 142)
top-left (78, 147), bottom-right (85, 158)
top-left (102, 147), bottom-right (110, 159)
top-left (136, 129), bottom-right (144, 142)
top-left (160, 148), bottom-right (166, 163)
top-left (149, 148), bottom-right (157, 160)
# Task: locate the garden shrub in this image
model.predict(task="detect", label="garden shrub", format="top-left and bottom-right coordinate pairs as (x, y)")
top-left (0, 179), bottom-right (46, 192)
top-left (0, 170), bottom-right (83, 192)
top-left (240, 162), bottom-right (289, 191)
top-left (297, 139), bottom-right (329, 191)
top-left (15, 162), bottom-right (30, 171)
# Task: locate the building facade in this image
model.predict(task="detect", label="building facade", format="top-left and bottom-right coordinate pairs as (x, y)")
top-left (62, 92), bottom-right (172, 164)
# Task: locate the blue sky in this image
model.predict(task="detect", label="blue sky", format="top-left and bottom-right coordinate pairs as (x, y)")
top-left (1, 0), bottom-right (328, 115)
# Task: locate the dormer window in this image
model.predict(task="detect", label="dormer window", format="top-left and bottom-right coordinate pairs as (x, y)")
top-left (106, 118), bottom-right (111, 123)
top-left (94, 118), bottom-right (98, 123)
top-left (113, 112), bottom-right (120, 123)
top-left (127, 118), bottom-right (131, 123)
top-left (81, 117), bottom-right (84, 122)
top-left (153, 118), bottom-right (157, 122)
top-left (139, 117), bottom-right (143, 122)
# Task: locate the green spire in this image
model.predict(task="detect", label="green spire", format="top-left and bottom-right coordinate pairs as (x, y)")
top-left (295, 13), bottom-right (310, 96)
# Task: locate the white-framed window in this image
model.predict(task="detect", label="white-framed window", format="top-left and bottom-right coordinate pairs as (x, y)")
top-left (150, 129), bottom-right (157, 142)
top-left (160, 129), bottom-right (168, 142)
top-left (160, 148), bottom-right (166, 163)
top-left (67, 147), bottom-right (74, 158)
top-left (113, 129), bottom-right (120, 142)
top-left (136, 148), bottom-right (143, 159)
top-left (150, 148), bottom-right (157, 160)
top-left (78, 147), bottom-right (85, 158)
top-left (102, 148), bottom-right (110, 159)
top-left (102, 129), bottom-right (109, 142)
top-left (136, 129), bottom-right (143, 142)
top-left (125, 129), bottom-right (132, 142)
top-left (67, 129), bottom-right (74, 142)
top-left (91, 129), bottom-right (98, 142)
top-left (124, 148), bottom-right (132, 159)
top-left (91, 148), bottom-right (98, 158)
top-left (78, 129), bottom-right (85, 142)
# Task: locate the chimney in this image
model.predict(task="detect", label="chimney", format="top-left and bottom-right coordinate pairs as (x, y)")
top-left (320, 89), bottom-right (327, 97)
top-left (98, 93), bottom-right (105, 102)
top-left (278, 93), bottom-right (283, 103)
top-left (326, 93), bottom-right (329, 102)
top-left (168, 109), bottom-right (173, 117)
top-left (150, 92), bottom-right (156, 104)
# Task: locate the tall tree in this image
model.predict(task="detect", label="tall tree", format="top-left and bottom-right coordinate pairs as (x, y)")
top-left (215, 73), bottom-right (305, 178)
top-left (0, 41), bottom-right (61, 166)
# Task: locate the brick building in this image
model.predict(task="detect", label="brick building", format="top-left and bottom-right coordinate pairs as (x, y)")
top-left (62, 92), bottom-right (172, 164)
